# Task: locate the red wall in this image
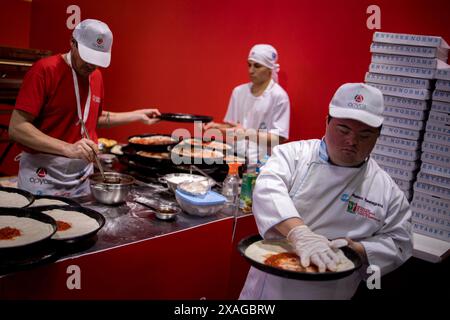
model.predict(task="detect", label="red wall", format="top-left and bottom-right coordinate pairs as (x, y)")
top-left (1, 0), bottom-right (450, 175)
top-left (0, 0), bottom-right (31, 48)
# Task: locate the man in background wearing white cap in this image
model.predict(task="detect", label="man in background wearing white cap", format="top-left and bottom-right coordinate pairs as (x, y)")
top-left (204, 44), bottom-right (290, 163)
top-left (9, 19), bottom-right (160, 196)
top-left (240, 83), bottom-right (412, 300)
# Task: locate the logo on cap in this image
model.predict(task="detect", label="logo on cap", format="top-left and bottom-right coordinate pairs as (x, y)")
top-left (97, 37), bottom-right (104, 45)
top-left (271, 52), bottom-right (276, 60)
top-left (355, 95), bottom-right (364, 103)
top-left (36, 167), bottom-right (47, 178)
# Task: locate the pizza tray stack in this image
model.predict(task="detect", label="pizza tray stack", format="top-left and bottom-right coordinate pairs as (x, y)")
top-left (366, 32), bottom-right (450, 202)
top-left (411, 62), bottom-right (450, 242)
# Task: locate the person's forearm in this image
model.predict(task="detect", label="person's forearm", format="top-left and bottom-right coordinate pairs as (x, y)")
top-left (275, 217), bottom-right (305, 237)
top-left (9, 110), bottom-right (71, 156)
top-left (98, 111), bottom-right (137, 127)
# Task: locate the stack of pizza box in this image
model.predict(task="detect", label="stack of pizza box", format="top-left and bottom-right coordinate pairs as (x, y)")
top-left (411, 62), bottom-right (450, 242)
top-left (365, 32), bottom-right (449, 205)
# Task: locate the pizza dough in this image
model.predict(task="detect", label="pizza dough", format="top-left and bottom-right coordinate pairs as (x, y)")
top-left (30, 198), bottom-right (70, 207)
top-left (0, 190), bottom-right (31, 208)
top-left (43, 209), bottom-right (100, 240)
top-left (245, 239), bottom-right (355, 273)
top-left (0, 216), bottom-right (54, 248)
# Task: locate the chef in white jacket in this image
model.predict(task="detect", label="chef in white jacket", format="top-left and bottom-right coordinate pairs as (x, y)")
top-left (239, 83), bottom-right (412, 300)
top-left (204, 44), bottom-right (290, 164)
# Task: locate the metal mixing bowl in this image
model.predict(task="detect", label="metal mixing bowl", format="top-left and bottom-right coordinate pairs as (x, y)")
top-left (89, 172), bottom-right (135, 205)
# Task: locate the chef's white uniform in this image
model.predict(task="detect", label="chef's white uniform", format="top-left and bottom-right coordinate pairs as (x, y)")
top-left (239, 139), bottom-right (412, 300)
top-left (223, 79), bottom-right (290, 162)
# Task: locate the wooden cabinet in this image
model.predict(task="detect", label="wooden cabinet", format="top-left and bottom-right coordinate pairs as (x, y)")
top-left (0, 46), bottom-right (51, 105)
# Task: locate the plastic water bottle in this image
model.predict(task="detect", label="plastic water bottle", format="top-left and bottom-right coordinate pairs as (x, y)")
top-left (222, 163), bottom-right (241, 214)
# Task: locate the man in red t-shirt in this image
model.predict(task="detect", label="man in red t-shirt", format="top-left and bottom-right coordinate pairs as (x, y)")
top-left (9, 19), bottom-right (160, 196)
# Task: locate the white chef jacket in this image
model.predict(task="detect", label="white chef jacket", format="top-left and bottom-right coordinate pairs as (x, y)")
top-left (224, 79), bottom-right (290, 139)
top-left (239, 139), bottom-right (412, 300)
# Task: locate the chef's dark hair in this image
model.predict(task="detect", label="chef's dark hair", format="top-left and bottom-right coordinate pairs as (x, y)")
top-left (327, 115), bottom-right (382, 132)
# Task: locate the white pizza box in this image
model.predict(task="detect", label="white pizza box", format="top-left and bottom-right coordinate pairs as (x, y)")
top-left (379, 164), bottom-right (416, 181)
top-left (384, 95), bottom-right (429, 111)
top-left (412, 211), bottom-right (450, 232)
top-left (421, 141), bottom-right (450, 157)
top-left (413, 181), bottom-right (450, 200)
top-left (383, 105), bottom-right (427, 120)
top-left (372, 32), bottom-right (450, 49)
top-left (369, 63), bottom-right (435, 79)
top-left (371, 53), bottom-right (441, 69)
top-left (373, 143), bottom-right (421, 161)
top-left (421, 152), bottom-right (450, 168)
top-left (416, 172), bottom-right (450, 189)
top-left (383, 115), bottom-right (425, 130)
top-left (425, 121), bottom-right (450, 136)
top-left (392, 177), bottom-right (415, 191)
top-left (424, 131), bottom-right (450, 147)
top-left (420, 162), bottom-right (450, 179)
top-left (381, 125), bottom-right (422, 140)
top-left (366, 82), bottom-right (430, 100)
top-left (427, 111), bottom-right (450, 126)
top-left (377, 134), bottom-right (421, 151)
top-left (436, 79), bottom-right (450, 92)
top-left (412, 191), bottom-right (450, 218)
top-left (412, 221), bottom-right (450, 242)
top-left (431, 100), bottom-right (450, 113)
top-left (372, 153), bottom-right (420, 171)
top-left (432, 90), bottom-right (450, 103)
top-left (370, 42), bottom-right (448, 59)
top-left (364, 72), bottom-right (431, 89)
top-left (435, 60), bottom-right (450, 80)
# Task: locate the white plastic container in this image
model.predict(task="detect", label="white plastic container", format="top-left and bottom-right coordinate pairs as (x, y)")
top-left (381, 125), bottom-right (422, 140)
top-left (421, 152), bottom-right (450, 168)
top-left (369, 63), bottom-right (435, 79)
top-left (384, 95), bottom-right (428, 111)
top-left (364, 72), bottom-right (431, 89)
top-left (175, 190), bottom-right (226, 216)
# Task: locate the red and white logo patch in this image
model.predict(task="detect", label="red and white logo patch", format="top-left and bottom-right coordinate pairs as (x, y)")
top-left (96, 38), bottom-right (103, 45)
top-left (36, 167), bottom-right (47, 178)
top-left (354, 94), bottom-right (364, 103)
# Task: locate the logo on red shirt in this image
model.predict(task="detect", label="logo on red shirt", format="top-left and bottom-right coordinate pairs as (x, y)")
top-left (354, 95), bottom-right (364, 103)
top-left (36, 167), bottom-right (47, 178)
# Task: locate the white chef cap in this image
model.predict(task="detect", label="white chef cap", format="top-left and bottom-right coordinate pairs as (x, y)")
top-left (248, 44), bottom-right (280, 82)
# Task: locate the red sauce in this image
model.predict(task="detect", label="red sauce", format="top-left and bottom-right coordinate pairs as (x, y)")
top-left (0, 227), bottom-right (22, 240)
top-left (56, 220), bottom-right (71, 231)
top-left (264, 252), bottom-right (319, 273)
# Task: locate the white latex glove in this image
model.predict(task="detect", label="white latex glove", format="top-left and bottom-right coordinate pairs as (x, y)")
top-left (287, 225), bottom-right (348, 272)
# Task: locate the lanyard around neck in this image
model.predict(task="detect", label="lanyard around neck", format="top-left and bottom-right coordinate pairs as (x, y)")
top-left (66, 51), bottom-right (91, 137)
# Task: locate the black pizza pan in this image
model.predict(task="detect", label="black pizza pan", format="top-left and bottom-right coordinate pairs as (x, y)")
top-left (0, 186), bottom-right (35, 208)
top-left (0, 207), bottom-right (57, 253)
top-left (34, 205), bottom-right (105, 245)
top-left (238, 234), bottom-right (363, 281)
top-left (29, 194), bottom-right (81, 207)
top-left (127, 133), bottom-right (179, 152)
top-left (159, 113), bottom-right (213, 123)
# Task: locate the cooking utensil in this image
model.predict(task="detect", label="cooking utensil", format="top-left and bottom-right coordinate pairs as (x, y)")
top-left (89, 172), bottom-right (135, 205)
top-left (238, 234), bottom-right (363, 281)
top-left (79, 119), bottom-right (111, 183)
top-left (158, 113), bottom-right (213, 123)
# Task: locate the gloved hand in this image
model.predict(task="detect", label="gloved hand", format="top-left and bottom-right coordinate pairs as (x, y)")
top-left (287, 225), bottom-right (348, 272)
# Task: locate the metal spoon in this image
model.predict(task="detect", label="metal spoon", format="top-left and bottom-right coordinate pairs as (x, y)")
top-left (79, 119), bottom-right (108, 182)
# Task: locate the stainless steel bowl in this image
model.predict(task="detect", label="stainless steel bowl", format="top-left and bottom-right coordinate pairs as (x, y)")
top-left (89, 172), bottom-right (135, 205)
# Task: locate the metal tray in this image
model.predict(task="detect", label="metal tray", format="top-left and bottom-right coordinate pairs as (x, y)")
top-left (238, 234), bottom-right (363, 281)
top-left (0, 186), bottom-right (35, 208)
top-left (159, 113), bottom-right (213, 123)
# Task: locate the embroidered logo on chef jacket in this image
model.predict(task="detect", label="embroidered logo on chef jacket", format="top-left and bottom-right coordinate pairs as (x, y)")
top-left (341, 193), bottom-right (383, 222)
top-left (92, 95), bottom-right (101, 103)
